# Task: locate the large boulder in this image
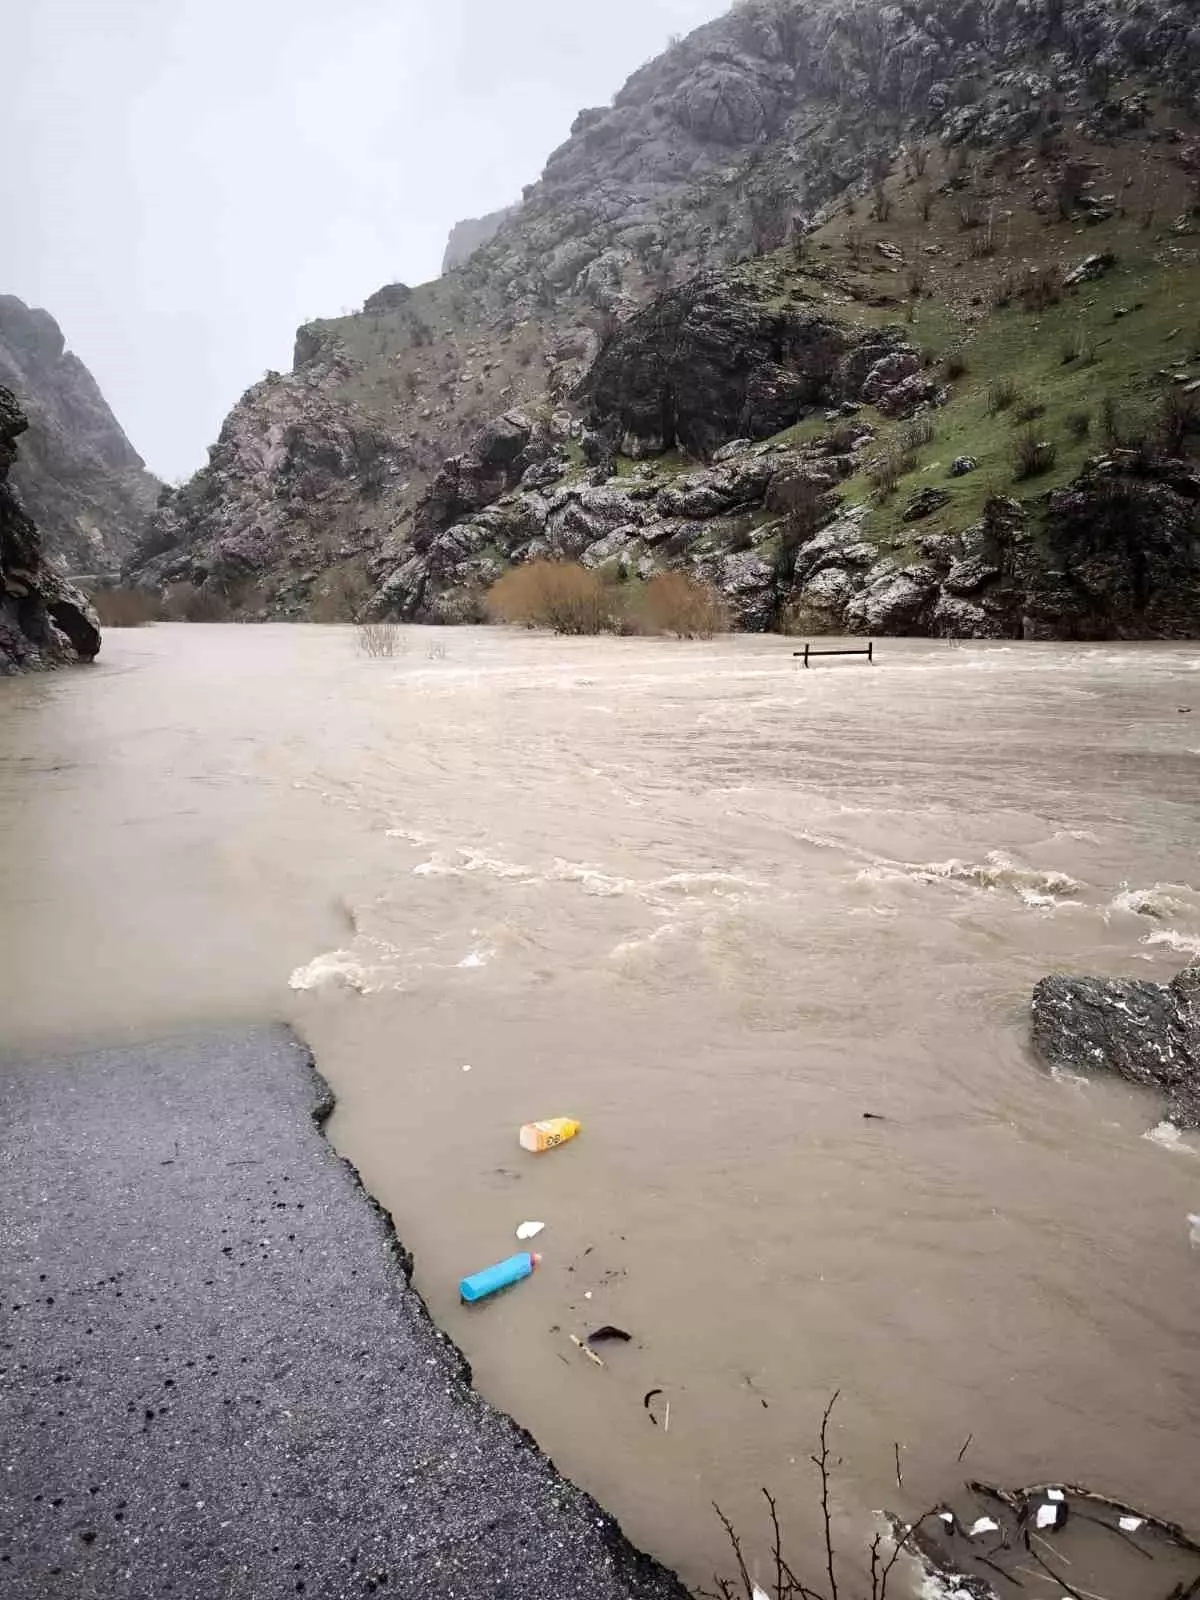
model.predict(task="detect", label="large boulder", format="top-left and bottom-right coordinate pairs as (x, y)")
top-left (1032, 965), bottom-right (1200, 1128)
top-left (578, 271), bottom-right (882, 459)
top-left (1018, 456), bottom-right (1200, 639)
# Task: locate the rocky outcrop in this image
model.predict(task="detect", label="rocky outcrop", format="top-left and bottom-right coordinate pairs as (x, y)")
top-left (578, 270), bottom-right (904, 458)
top-left (127, 350), bottom-right (408, 615)
top-left (1, 386), bottom-right (102, 672)
top-left (0, 296), bottom-right (158, 573)
top-left (465, 0), bottom-right (1200, 318)
top-left (1032, 964), bottom-right (1200, 1128)
top-left (141, 0), bottom-right (1200, 631)
top-left (441, 207), bottom-right (519, 274)
top-left (370, 399), bottom-right (862, 627)
top-left (787, 457), bottom-right (1200, 640)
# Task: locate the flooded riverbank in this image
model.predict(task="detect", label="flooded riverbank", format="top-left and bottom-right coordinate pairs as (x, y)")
top-left (2, 625), bottom-right (1198, 1590)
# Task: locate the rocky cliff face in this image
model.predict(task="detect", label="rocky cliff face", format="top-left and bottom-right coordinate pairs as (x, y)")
top-left (0, 386), bottom-right (102, 672)
top-left (0, 297), bottom-right (159, 574)
top-left (441, 207), bottom-right (519, 274)
top-left (128, 0), bottom-right (1200, 636)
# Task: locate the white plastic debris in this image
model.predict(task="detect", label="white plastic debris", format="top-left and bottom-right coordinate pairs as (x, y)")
top-left (968, 1517), bottom-right (999, 1536)
top-left (515, 1221), bottom-right (545, 1241)
top-left (1119, 1515), bottom-right (1146, 1533)
top-left (939, 1511), bottom-right (955, 1525)
top-left (1047, 1488), bottom-right (1065, 1502)
top-left (1036, 1504), bottom-right (1060, 1529)
top-left (462, 1064), bottom-right (472, 1073)
top-left (752, 1587), bottom-right (770, 1600)
top-left (1189, 1213), bottom-right (1200, 1247)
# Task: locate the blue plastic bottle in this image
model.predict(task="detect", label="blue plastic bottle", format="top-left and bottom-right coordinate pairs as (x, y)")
top-left (459, 1251), bottom-right (540, 1303)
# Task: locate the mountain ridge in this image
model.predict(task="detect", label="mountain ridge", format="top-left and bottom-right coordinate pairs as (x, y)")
top-left (126, 0), bottom-right (1200, 637)
top-left (0, 295), bottom-right (159, 573)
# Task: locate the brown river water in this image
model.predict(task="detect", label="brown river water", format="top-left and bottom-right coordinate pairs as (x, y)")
top-left (2, 624), bottom-right (1199, 1593)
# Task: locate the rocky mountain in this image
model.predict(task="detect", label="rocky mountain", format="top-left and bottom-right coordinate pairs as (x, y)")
top-left (127, 0), bottom-right (1200, 637)
top-left (1, 386), bottom-right (102, 671)
top-left (441, 208), bottom-right (519, 274)
top-left (0, 296), bottom-right (159, 574)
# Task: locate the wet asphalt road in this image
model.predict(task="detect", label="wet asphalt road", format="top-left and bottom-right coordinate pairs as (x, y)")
top-left (0, 1027), bottom-right (689, 1600)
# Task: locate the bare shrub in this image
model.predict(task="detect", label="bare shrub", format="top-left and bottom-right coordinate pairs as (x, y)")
top-left (1066, 408), bottom-right (1092, 439)
top-left (1101, 394), bottom-right (1121, 443)
top-left (1012, 429), bottom-right (1058, 479)
top-left (162, 583), bottom-right (231, 622)
top-left (634, 571), bottom-right (729, 638)
top-left (1019, 263), bottom-right (1063, 311)
top-left (871, 181), bottom-right (892, 223)
top-left (709, 1394), bottom-right (942, 1600)
top-left (903, 414), bottom-right (935, 450)
top-left (1160, 387), bottom-right (1200, 455)
top-left (845, 225), bottom-right (865, 267)
top-left (88, 586), bottom-right (162, 627)
top-left (967, 222), bottom-right (996, 258)
top-left (1060, 327), bottom-right (1098, 366)
top-left (942, 351), bottom-right (969, 381)
top-left (868, 447), bottom-right (913, 498)
top-left (1013, 394), bottom-right (1047, 423)
top-left (987, 376), bottom-right (1019, 414)
top-left (357, 622), bottom-right (405, 657)
top-left (916, 183), bottom-right (934, 223)
top-left (485, 560), bottom-right (615, 634)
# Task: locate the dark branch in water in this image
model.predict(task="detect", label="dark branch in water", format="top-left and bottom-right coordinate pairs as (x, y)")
top-left (812, 1390), bottom-right (841, 1600)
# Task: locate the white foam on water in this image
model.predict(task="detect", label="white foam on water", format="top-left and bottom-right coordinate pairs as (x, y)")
top-left (1107, 883), bottom-right (1189, 921)
top-left (456, 946), bottom-right (494, 969)
top-left (859, 849), bottom-right (1082, 907)
top-left (385, 826), bottom-right (431, 847)
top-left (653, 869), bottom-right (762, 896)
top-left (1141, 928), bottom-right (1200, 958)
top-left (288, 949), bottom-right (383, 994)
top-left (412, 855), bottom-right (460, 878)
top-left (548, 858), bottom-right (634, 897)
top-left (610, 922), bottom-right (683, 960)
top-left (457, 848), bottom-right (533, 880)
top-left (915, 852), bottom-right (1082, 899)
top-left (1144, 1121), bottom-right (1197, 1157)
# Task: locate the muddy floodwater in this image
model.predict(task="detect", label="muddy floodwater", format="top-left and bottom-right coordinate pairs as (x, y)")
top-left (2, 624), bottom-right (1198, 1591)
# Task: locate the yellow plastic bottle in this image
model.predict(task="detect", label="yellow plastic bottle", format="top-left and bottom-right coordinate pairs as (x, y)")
top-left (519, 1117), bottom-right (581, 1153)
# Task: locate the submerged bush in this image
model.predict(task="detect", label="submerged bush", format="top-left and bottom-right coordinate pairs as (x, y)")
top-left (357, 622), bottom-right (405, 657)
top-left (485, 560), bottom-right (615, 634)
top-left (88, 586), bottom-right (162, 627)
top-left (633, 571), bottom-right (729, 638)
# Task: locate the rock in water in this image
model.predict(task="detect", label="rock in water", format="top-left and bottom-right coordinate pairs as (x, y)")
top-left (1031, 965), bottom-right (1200, 1127)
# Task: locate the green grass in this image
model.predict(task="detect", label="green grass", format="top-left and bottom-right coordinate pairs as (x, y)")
top-left (829, 256), bottom-right (1197, 546)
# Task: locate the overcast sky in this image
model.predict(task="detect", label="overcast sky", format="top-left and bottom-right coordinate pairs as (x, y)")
top-left (3, 0), bottom-right (723, 481)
